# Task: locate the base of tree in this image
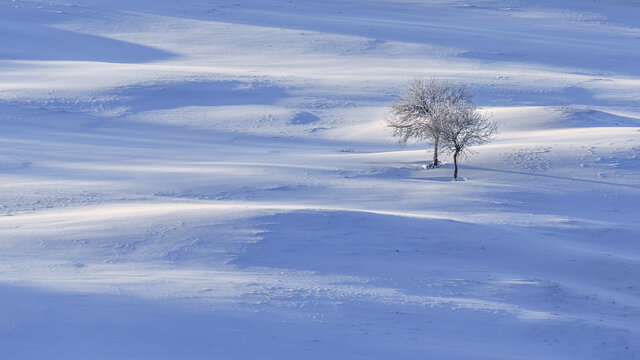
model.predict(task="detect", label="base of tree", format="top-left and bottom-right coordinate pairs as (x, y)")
top-left (423, 161), bottom-right (444, 170)
top-left (451, 177), bottom-right (467, 182)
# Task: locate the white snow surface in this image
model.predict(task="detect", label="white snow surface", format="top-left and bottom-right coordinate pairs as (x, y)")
top-left (1, 0), bottom-right (640, 358)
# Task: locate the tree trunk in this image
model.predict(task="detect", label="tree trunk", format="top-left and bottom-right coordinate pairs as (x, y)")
top-left (432, 137), bottom-right (439, 166)
top-left (453, 148), bottom-right (459, 180)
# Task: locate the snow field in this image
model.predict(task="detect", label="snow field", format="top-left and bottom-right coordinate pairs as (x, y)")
top-left (1, 0), bottom-right (639, 359)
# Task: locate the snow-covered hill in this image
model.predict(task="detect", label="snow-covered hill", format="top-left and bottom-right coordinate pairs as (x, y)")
top-left (1, 0), bottom-right (639, 358)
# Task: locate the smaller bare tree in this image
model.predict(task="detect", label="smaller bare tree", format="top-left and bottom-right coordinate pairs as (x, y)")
top-left (434, 102), bottom-right (498, 180)
top-left (386, 77), bottom-right (472, 167)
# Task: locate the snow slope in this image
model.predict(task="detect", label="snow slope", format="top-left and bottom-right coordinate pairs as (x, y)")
top-left (1, 0), bottom-right (639, 358)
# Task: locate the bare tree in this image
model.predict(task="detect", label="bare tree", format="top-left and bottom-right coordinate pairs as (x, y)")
top-left (435, 101), bottom-right (498, 180)
top-left (386, 77), bottom-right (472, 167)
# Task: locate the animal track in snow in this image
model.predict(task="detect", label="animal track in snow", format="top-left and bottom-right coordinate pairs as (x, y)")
top-left (501, 148), bottom-right (551, 172)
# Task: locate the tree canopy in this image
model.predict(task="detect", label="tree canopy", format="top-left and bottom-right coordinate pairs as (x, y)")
top-left (387, 77), bottom-right (498, 179)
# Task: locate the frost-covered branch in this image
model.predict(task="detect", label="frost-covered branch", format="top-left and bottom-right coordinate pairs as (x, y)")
top-left (386, 77), bottom-right (473, 166)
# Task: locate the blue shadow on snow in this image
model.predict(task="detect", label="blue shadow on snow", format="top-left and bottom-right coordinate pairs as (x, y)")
top-left (0, 24), bottom-right (175, 63)
top-left (111, 80), bottom-right (289, 113)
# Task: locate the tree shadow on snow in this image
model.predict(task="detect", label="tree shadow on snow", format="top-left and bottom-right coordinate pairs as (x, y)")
top-left (466, 166), bottom-right (640, 190)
